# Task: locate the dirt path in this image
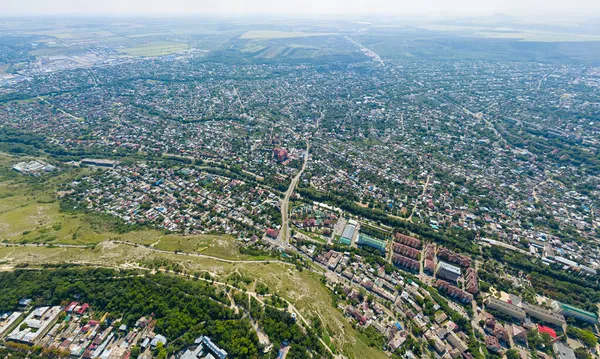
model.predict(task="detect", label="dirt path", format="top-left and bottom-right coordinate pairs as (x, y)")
top-left (0, 241), bottom-right (297, 267)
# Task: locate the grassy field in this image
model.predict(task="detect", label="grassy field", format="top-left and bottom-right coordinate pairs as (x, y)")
top-left (26, 29), bottom-right (76, 39)
top-left (151, 234), bottom-right (273, 260)
top-left (0, 157), bottom-right (106, 245)
top-left (240, 30), bottom-right (334, 39)
top-left (239, 43), bottom-right (268, 53)
top-left (118, 41), bottom-right (189, 57)
top-left (0, 182), bottom-right (262, 260)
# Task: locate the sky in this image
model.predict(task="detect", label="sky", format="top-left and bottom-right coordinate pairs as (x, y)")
top-left (3, 0), bottom-right (600, 17)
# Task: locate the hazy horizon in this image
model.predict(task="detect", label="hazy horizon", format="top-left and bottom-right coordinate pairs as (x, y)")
top-left (3, 0), bottom-right (600, 19)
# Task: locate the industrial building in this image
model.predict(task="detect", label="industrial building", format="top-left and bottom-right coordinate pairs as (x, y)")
top-left (80, 158), bottom-right (118, 168)
top-left (7, 306), bottom-right (62, 344)
top-left (12, 160), bottom-right (56, 175)
top-left (340, 223), bottom-right (356, 245)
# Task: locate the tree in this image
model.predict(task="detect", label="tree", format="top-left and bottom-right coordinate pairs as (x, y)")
top-left (129, 346), bottom-right (141, 359)
top-left (540, 332), bottom-right (553, 349)
top-left (156, 348), bottom-right (167, 359)
top-left (506, 349), bottom-right (520, 359)
top-left (577, 329), bottom-right (597, 348)
top-left (567, 326), bottom-right (598, 348)
top-left (574, 347), bottom-right (592, 359)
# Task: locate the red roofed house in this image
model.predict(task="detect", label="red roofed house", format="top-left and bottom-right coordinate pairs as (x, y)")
top-left (66, 302), bottom-right (79, 313)
top-left (266, 228), bottom-right (279, 239)
top-left (76, 303), bottom-right (90, 315)
top-left (273, 148), bottom-right (289, 163)
top-left (537, 324), bottom-right (557, 339)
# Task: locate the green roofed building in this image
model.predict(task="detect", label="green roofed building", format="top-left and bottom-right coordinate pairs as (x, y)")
top-left (357, 234), bottom-right (386, 252)
top-left (339, 237), bottom-right (352, 246)
top-left (552, 301), bottom-right (598, 324)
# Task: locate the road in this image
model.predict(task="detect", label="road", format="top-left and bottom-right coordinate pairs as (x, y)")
top-left (408, 175), bottom-right (430, 222)
top-left (37, 96), bottom-right (84, 121)
top-left (344, 36), bottom-right (384, 66)
top-left (478, 238), bottom-right (530, 256)
top-left (538, 73), bottom-right (550, 91)
top-left (278, 141), bottom-right (310, 246)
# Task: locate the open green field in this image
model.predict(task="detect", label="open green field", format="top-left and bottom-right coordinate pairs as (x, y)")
top-left (240, 30), bottom-right (335, 39)
top-left (151, 233), bottom-right (272, 260)
top-left (0, 184), bottom-right (261, 261)
top-left (25, 27), bottom-right (126, 44)
top-left (239, 43), bottom-right (268, 53)
top-left (118, 41), bottom-right (189, 56)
